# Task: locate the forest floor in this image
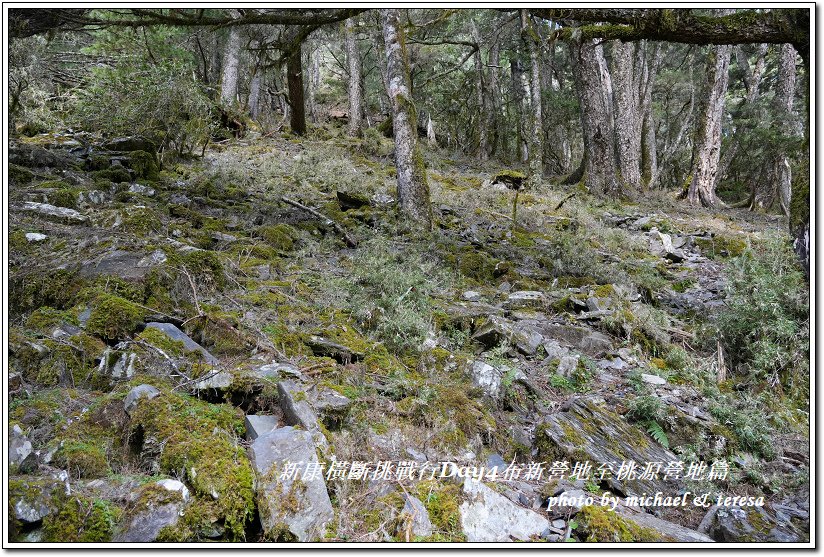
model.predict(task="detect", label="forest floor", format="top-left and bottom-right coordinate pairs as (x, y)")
top-left (7, 126), bottom-right (809, 543)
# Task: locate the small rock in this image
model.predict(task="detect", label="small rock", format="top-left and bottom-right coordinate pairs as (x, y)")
top-left (370, 192), bottom-right (394, 206)
top-left (462, 290), bottom-right (481, 302)
top-left (469, 360), bottom-right (503, 399)
top-left (254, 361), bottom-right (303, 381)
top-left (156, 478), bottom-right (190, 501)
top-left (398, 494), bottom-right (433, 539)
top-left (505, 291), bottom-right (545, 309)
top-left (245, 415), bottom-right (279, 441)
top-left (110, 351), bottom-right (137, 379)
top-left (486, 453), bottom-right (508, 473)
top-left (124, 384), bottom-right (160, 415)
top-left (128, 183), bottom-right (156, 196)
top-left (78, 190), bottom-right (106, 206)
top-left (25, 232), bottom-right (48, 243)
top-left (102, 135), bottom-right (156, 152)
top-left (556, 355), bottom-right (580, 378)
top-left (113, 480), bottom-right (188, 542)
top-left (305, 335), bottom-right (364, 363)
top-left (641, 373), bottom-right (667, 385)
top-left (137, 249), bottom-right (167, 267)
top-left (10, 425), bottom-right (36, 472)
top-left (193, 371), bottom-right (234, 391)
top-left (10, 480), bottom-right (55, 523)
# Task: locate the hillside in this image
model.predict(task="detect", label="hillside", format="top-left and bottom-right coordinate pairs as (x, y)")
top-left (7, 126), bottom-right (810, 543)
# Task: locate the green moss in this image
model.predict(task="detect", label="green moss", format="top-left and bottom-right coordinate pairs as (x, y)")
top-left (694, 235), bottom-right (748, 259)
top-left (43, 495), bottom-right (120, 542)
top-left (577, 505), bottom-right (663, 542)
top-left (413, 480), bottom-right (466, 542)
top-left (9, 163), bottom-right (35, 184)
top-left (458, 251), bottom-right (496, 281)
top-left (53, 440), bottom-right (111, 479)
top-left (86, 294), bottom-right (145, 341)
top-left (120, 206), bottom-right (163, 235)
top-left (129, 150), bottom-right (160, 180)
top-left (790, 175), bottom-right (809, 233)
top-left (135, 327), bottom-right (186, 356)
top-left (10, 269), bottom-right (85, 315)
top-left (25, 306), bottom-right (75, 332)
top-left (128, 387), bottom-right (254, 540)
top-left (593, 284), bottom-right (615, 298)
top-left (41, 182), bottom-right (78, 208)
top-left (258, 224), bottom-right (298, 252)
top-left (93, 167), bottom-right (131, 184)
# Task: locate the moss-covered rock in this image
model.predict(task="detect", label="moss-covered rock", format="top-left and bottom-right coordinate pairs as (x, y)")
top-left (577, 506), bottom-right (663, 542)
top-left (258, 224), bottom-right (298, 252)
top-left (86, 294), bottom-right (145, 341)
top-left (42, 494), bottom-right (120, 542)
top-left (128, 150), bottom-right (160, 180)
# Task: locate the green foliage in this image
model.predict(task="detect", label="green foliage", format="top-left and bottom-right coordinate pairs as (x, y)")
top-left (43, 495), bottom-right (120, 542)
top-left (75, 26), bottom-right (214, 156)
top-left (645, 421), bottom-right (670, 449)
top-left (328, 238), bottom-right (447, 353)
top-left (715, 236), bottom-right (809, 391)
top-left (258, 224), bottom-right (298, 252)
top-left (709, 395), bottom-right (777, 459)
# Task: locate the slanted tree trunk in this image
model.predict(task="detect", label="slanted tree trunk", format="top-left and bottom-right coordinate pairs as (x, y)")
top-left (521, 10), bottom-right (544, 188)
top-left (574, 39), bottom-right (620, 195)
top-left (287, 42), bottom-right (307, 136)
top-left (380, 8), bottom-right (432, 230)
top-left (686, 44), bottom-right (733, 206)
top-left (220, 13), bottom-right (242, 105)
top-left (611, 41), bottom-right (642, 190)
top-left (345, 18), bottom-right (363, 137)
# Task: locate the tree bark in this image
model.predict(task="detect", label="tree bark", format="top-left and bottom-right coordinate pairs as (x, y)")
top-left (773, 43), bottom-right (797, 216)
top-left (380, 8), bottom-right (432, 230)
top-left (220, 13), bottom-right (242, 106)
top-left (639, 42), bottom-right (661, 187)
top-left (248, 69), bottom-right (261, 119)
top-left (521, 10), bottom-right (544, 188)
top-left (574, 39), bottom-right (620, 195)
top-left (470, 21), bottom-right (488, 160)
top-left (344, 18), bottom-right (363, 137)
top-left (686, 44), bottom-right (733, 206)
top-left (306, 45), bottom-right (320, 123)
top-left (510, 56), bottom-right (527, 163)
top-left (486, 39), bottom-right (501, 157)
top-left (611, 41), bottom-right (642, 189)
top-left (287, 42), bottom-right (307, 135)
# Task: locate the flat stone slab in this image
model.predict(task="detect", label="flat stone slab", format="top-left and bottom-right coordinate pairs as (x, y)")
top-left (245, 415), bottom-right (279, 441)
top-left (248, 426), bottom-right (334, 541)
top-left (536, 397), bottom-right (681, 498)
top-left (18, 202), bottom-right (86, 224)
top-left (460, 477), bottom-right (550, 542)
top-left (145, 322), bottom-right (219, 365)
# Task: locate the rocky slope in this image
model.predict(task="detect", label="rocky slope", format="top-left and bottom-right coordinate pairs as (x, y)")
top-left (7, 129), bottom-right (809, 543)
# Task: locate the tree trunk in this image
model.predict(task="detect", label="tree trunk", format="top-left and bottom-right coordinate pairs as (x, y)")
top-left (640, 42), bottom-right (661, 188)
top-left (287, 43), bottom-right (307, 136)
top-left (471, 21), bottom-right (488, 160)
top-left (248, 69), bottom-right (261, 119)
top-left (686, 44), bottom-right (733, 206)
top-left (487, 40), bottom-right (501, 157)
top-left (521, 10), bottom-right (543, 188)
top-left (345, 18), bottom-right (363, 137)
top-left (611, 41), bottom-right (642, 189)
top-left (380, 8), bottom-right (432, 230)
top-left (773, 43), bottom-right (797, 216)
top-left (220, 15), bottom-right (242, 106)
top-left (306, 45), bottom-right (320, 124)
top-left (574, 39), bottom-right (620, 195)
top-left (510, 56), bottom-right (527, 163)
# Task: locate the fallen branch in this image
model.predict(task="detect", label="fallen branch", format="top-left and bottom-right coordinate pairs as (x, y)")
top-left (280, 196), bottom-right (358, 248)
top-left (554, 192), bottom-right (577, 210)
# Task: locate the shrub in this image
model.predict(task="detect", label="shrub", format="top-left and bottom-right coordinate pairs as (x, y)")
top-left (715, 235), bottom-right (809, 392)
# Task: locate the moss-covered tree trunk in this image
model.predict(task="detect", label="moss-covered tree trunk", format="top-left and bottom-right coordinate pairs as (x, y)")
top-left (345, 18), bottom-right (363, 137)
top-left (686, 44), bottom-right (732, 207)
top-left (769, 43), bottom-right (797, 216)
top-left (574, 38), bottom-right (620, 195)
top-left (470, 20), bottom-right (488, 160)
top-left (219, 12), bottom-right (242, 106)
top-left (611, 41), bottom-right (642, 190)
top-left (287, 42), bottom-right (307, 136)
top-left (486, 39), bottom-right (501, 158)
top-left (380, 8), bottom-right (432, 230)
top-left (639, 42), bottom-right (660, 188)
